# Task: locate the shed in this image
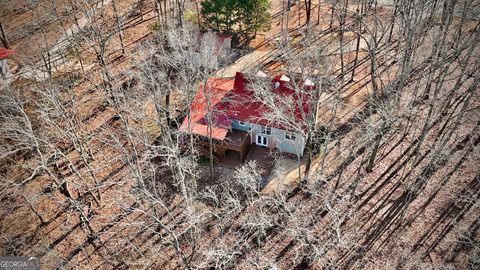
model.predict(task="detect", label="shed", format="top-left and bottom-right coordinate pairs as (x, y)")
top-left (0, 47), bottom-right (14, 86)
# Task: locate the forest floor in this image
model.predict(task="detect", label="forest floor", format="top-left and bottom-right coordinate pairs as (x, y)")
top-left (1, 0), bottom-right (479, 269)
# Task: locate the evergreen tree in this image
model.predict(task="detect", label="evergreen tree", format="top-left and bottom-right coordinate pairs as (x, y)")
top-left (239, 0), bottom-right (271, 36)
top-left (201, 0), bottom-right (271, 36)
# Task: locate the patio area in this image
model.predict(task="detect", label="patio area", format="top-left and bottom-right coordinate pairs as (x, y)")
top-left (218, 145), bottom-right (275, 180)
top-left (196, 130), bottom-right (276, 190)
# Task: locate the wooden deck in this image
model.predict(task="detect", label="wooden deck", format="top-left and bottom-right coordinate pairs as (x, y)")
top-left (198, 129), bottom-right (251, 163)
top-left (219, 129), bottom-right (251, 159)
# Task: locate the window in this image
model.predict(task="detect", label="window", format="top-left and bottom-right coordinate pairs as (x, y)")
top-left (238, 121), bottom-right (246, 126)
top-left (261, 126), bottom-right (272, 135)
top-left (256, 135), bottom-right (268, 147)
top-left (285, 131), bottom-right (296, 140)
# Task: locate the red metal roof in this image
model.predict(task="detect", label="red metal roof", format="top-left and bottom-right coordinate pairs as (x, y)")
top-left (0, 48), bottom-right (15, 59)
top-left (179, 78), bottom-right (235, 140)
top-left (180, 72), bottom-right (314, 140)
top-left (223, 72), bottom-right (312, 129)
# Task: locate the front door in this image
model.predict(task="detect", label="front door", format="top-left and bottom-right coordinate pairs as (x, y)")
top-left (256, 135), bottom-right (268, 147)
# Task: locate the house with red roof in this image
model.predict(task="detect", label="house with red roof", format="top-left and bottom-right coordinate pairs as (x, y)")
top-left (0, 47), bottom-right (14, 86)
top-left (179, 72), bottom-right (314, 162)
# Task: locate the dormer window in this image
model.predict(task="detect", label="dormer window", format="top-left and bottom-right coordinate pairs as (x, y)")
top-left (238, 121), bottom-right (246, 126)
top-left (285, 131), bottom-right (296, 140)
top-left (261, 126), bottom-right (272, 135)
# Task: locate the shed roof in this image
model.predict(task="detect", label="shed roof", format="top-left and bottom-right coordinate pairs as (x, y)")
top-left (0, 48), bottom-right (15, 59)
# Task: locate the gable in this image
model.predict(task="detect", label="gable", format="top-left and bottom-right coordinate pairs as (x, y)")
top-left (179, 78), bottom-right (234, 140)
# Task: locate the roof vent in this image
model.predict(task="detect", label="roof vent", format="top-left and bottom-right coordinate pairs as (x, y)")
top-left (279, 74), bottom-right (290, 82)
top-left (257, 70), bottom-right (267, 77)
top-left (304, 79), bottom-right (314, 86)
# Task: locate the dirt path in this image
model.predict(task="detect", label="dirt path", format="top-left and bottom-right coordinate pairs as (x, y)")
top-left (16, 0), bottom-right (113, 81)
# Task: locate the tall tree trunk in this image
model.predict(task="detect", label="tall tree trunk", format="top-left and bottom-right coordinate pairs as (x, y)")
top-left (165, 92), bottom-right (171, 126)
top-left (298, 0), bottom-right (301, 26)
top-left (196, 1), bottom-right (201, 27)
top-left (176, 0), bottom-right (184, 27)
top-left (316, 0), bottom-right (321, 26)
top-left (202, 80), bottom-right (215, 182)
top-left (304, 0), bottom-right (312, 25)
top-left (387, 3), bottom-right (397, 43)
top-left (366, 122), bottom-right (387, 173)
top-left (0, 22), bottom-right (10, 48)
top-left (351, 2), bottom-right (363, 81)
top-left (112, 0), bottom-right (125, 55)
top-left (329, 2), bottom-right (336, 29)
top-left (339, 0), bottom-right (348, 80)
top-left (76, 47), bottom-right (85, 74)
top-left (285, 1), bottom-right (290, 42)
top-left (138, 0), bottom-right (144, 21)
top-left (339, 16), bottom-right (345, 80)
top-left (163, 0), bottom-right (169, 29)
top-left (302, 78), bottom-right (321, 183)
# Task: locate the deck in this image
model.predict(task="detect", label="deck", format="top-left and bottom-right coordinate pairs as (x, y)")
top-left (198, 129), bottom-right (251, 163)
top-left (219, 129), bottom-right (250, 154)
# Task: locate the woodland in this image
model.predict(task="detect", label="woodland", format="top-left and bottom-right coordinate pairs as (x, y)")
top-left (0, 0), bottom-right (479, 269)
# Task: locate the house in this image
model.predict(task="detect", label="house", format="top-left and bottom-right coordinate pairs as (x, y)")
top-left (179, 72), bottom-right (314, 162)
top-left (190, 32), bottom-right (231, 70)
top-left (0, 47), bottom-right (14, 87)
